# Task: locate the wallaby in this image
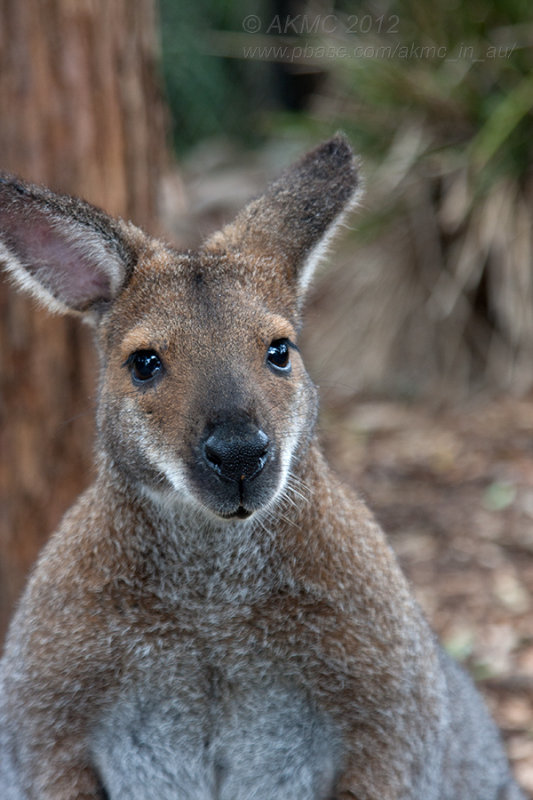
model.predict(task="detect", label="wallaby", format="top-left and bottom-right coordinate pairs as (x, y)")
top-left (0, 137), bottom-right (525, 800)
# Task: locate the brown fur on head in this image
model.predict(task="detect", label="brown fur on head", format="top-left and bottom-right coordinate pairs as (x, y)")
top-left (0, 135), bottom-right (361, 521)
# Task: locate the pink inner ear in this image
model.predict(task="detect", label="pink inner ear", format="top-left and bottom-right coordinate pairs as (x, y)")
top-left (32, 232), bottom-right (113, 310)
top-left (2, 206), bottom-right (114, 310)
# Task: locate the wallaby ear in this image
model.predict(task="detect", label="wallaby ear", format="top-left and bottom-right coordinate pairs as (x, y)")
top-left (206, 134), bottom-right (361, 301)
top-left (0, 174), bottom-right (138, 317)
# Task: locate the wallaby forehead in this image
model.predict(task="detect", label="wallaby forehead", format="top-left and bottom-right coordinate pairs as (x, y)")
top-left (103, 245), bottom-right (294, 350)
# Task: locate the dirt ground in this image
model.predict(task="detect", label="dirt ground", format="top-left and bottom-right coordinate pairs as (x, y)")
top-left (319, 394), bottom-right (533, 795)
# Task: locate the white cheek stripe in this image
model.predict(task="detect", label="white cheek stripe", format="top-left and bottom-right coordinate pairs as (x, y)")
top-left (143, 441), bottom-right (190, 495)
top-left (129, 416), bottom-right (192, 504)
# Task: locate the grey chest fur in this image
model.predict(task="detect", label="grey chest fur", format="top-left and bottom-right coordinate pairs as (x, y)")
top-left (88, 520), bottom-right (343, 798)
top-left (90, 658), bottom-right (341, 800)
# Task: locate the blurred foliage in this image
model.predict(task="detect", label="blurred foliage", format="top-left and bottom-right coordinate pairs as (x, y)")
top-left (159, 0), bottom-right (532, 175)
top-left (313, 0), bottom-right (533, 394)
top-left (158, 0), bottom-right (269, 152)
top-left (323, 0), bottom-right (532, 190)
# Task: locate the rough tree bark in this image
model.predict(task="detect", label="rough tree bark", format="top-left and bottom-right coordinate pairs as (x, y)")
top-left (0, 0), bottom-right (168, 641)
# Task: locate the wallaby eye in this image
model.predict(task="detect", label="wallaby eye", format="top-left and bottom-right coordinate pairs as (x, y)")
top-left (126, 350), bottom-right (163, 385)
top-left (267, 339), bottom-right (291, 372)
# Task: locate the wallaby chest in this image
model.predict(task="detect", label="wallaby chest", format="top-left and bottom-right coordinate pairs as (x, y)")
top-left (91, 652), bottom-right (340, 800)
top-left (89, 553), bottom-right (342, 800)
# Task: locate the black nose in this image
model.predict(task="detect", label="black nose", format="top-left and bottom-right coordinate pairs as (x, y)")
top-left (203, 423), bottom-right (270, 483)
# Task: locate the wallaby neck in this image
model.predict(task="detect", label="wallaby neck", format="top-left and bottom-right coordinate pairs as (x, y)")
top-left (91, 441), bottom-right (402, 611)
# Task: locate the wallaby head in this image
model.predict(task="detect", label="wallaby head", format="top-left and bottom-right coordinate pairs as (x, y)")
top-left (0, 136), bottom-right (360, 522)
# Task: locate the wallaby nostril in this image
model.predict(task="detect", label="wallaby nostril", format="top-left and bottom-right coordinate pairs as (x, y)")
top-left (204, 441), bottom-right (223, 471)
top-left (255, 430), bottom-right (270, 456)
top-left (203, 426), bottom-right (270, 482)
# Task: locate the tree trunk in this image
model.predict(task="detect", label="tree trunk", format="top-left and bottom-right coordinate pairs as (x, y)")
top-left (0, 0), bottom-right (168, 642)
